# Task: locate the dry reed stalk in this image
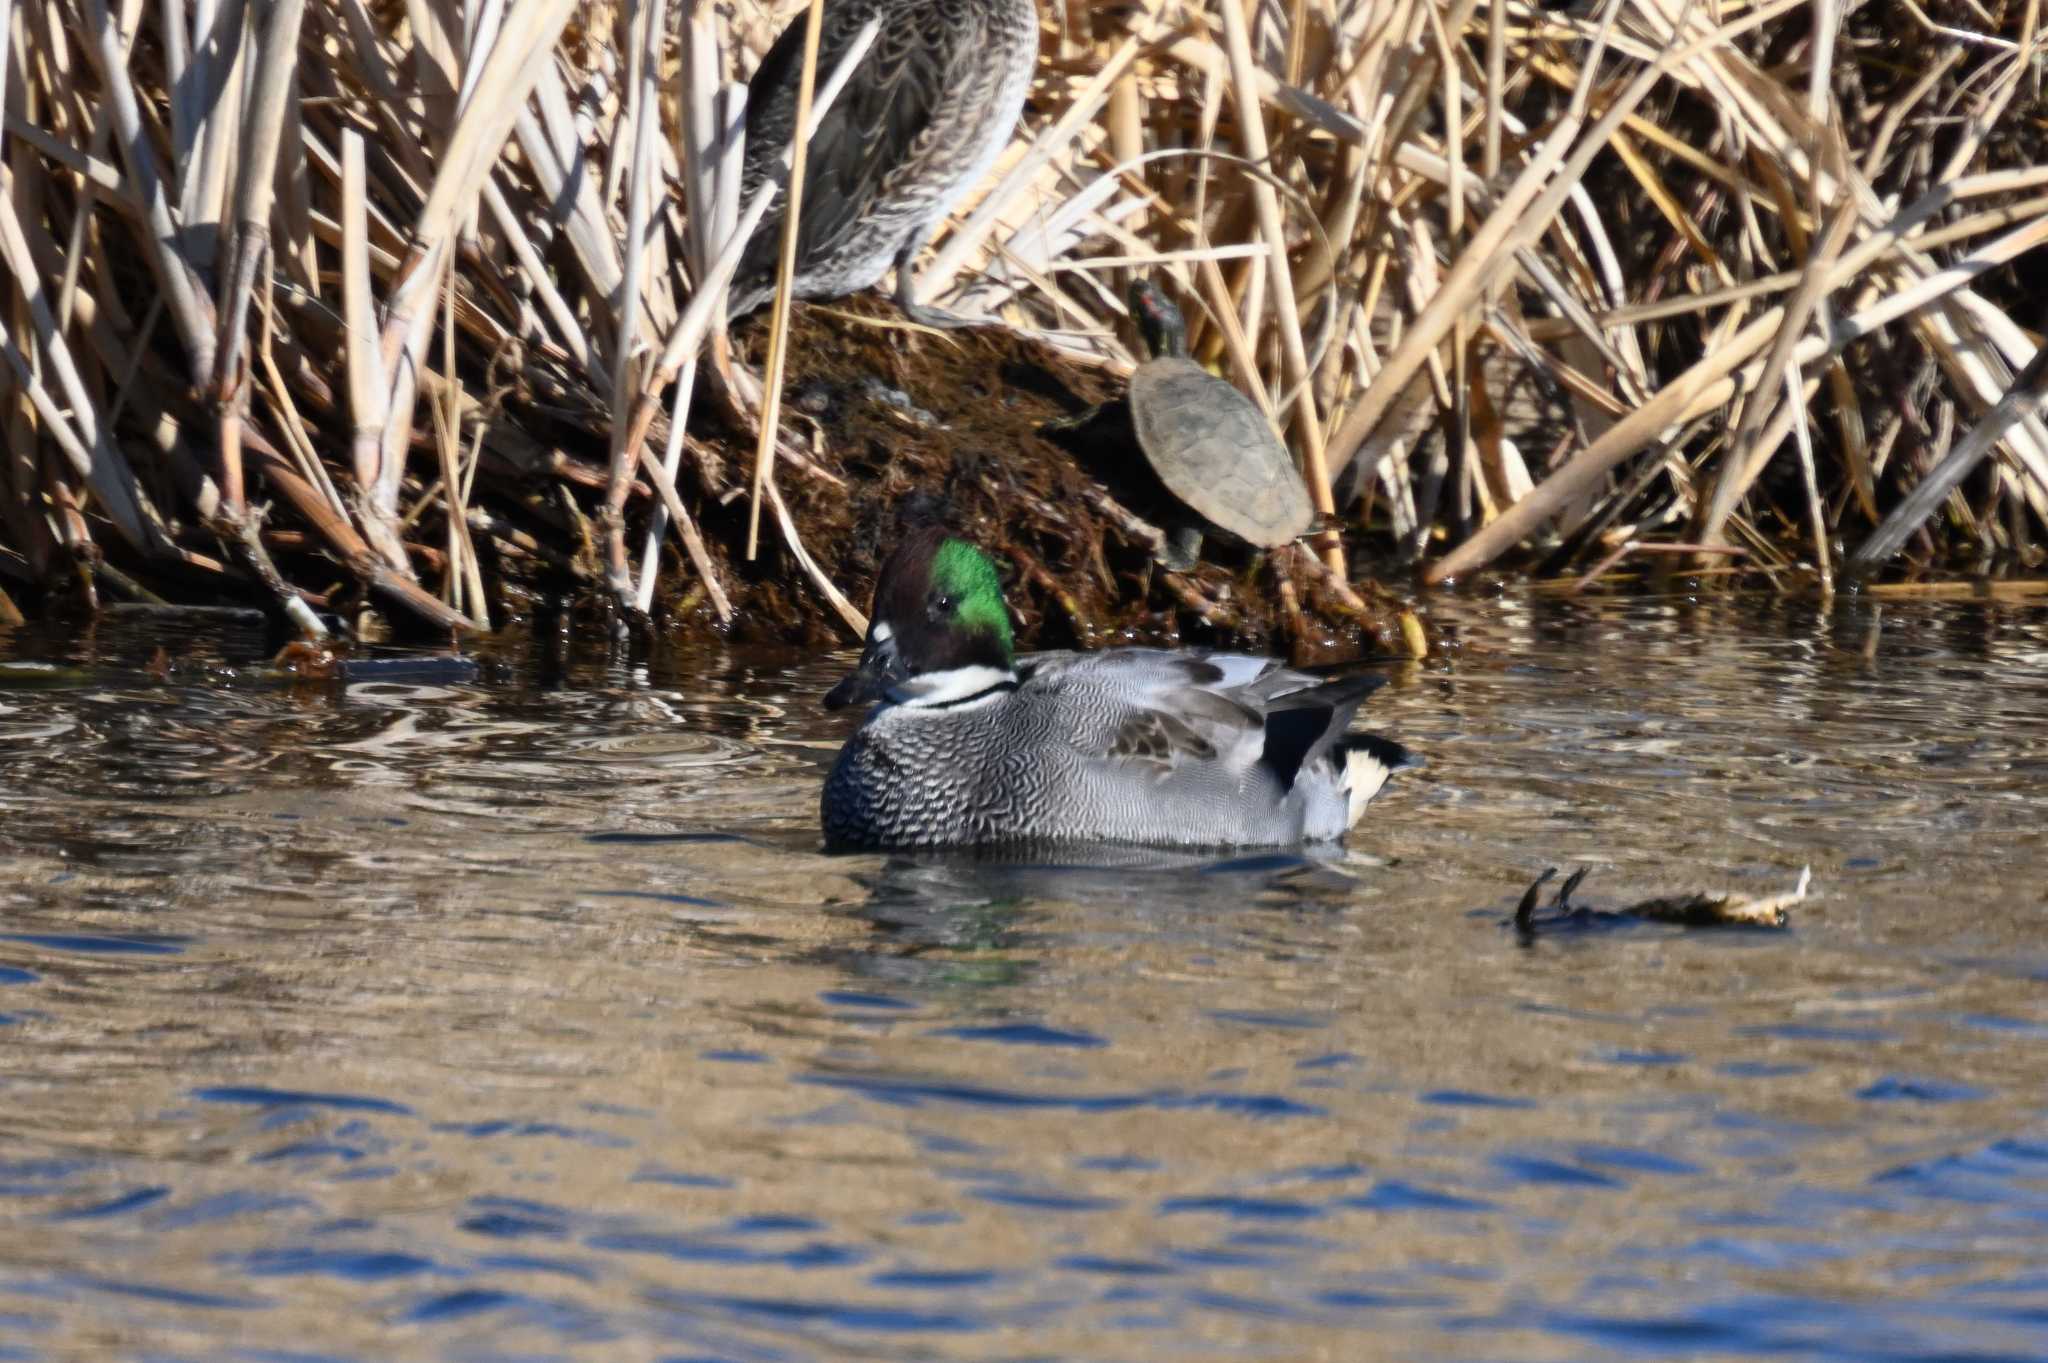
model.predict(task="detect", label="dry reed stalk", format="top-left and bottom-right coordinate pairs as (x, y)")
top-left (745, 0), bottom-right (827, 563)
top-left (634, 441), bottom-right (732, 621)
top-left (369, 0), bottom-right (576, 592)
top-left (628, 13), bottom-right (880, 399)
top-left (1217, 0), bottom-right (1340, 575)
top-left (1851, 344), bottom-right (2048, 571)
top-left (0, 196), bottom-right (155, 552)
top-left (1694, 198), bottom-right (1861, 548)
top-left (633, 6), bottom-right (728, 614)
top-left (340, 130), bottom-right (404, 574)
top-left (601, 0), bottom-right (669, 612)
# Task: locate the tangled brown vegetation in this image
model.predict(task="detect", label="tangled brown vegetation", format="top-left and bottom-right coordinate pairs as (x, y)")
top-left (0, 0), bottom-right (2042, 650)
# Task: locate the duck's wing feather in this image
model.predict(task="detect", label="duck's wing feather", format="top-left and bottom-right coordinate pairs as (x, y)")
top-left (1103, 684), bottom-right (1282, 770)
top-left (1019, 648), bottom-right (1279, 695)
top-left (1018, 650), bottom-right (1259, 773)
top-left (1023, 650), bottom-right (1382, 785)
top-left (741, 3), bottom-right (953, 286)
top-left (1107, 708), bottom-right (1220, 764)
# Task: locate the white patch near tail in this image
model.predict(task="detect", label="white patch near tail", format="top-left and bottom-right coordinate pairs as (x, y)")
top-left (1338, 734), bottom-right (1417, 828)
top-left (1341, 747), bottom-right (1397, 828)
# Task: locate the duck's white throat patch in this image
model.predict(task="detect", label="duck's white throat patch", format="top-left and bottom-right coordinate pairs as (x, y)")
top-left (890, 665), bottom-right (1016, 710)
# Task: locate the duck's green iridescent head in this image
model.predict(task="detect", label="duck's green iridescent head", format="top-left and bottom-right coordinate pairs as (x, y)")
top-left (824, 529), bottom-right (1016, 710)
top-left (927, 538), bottom-right (1014, 659)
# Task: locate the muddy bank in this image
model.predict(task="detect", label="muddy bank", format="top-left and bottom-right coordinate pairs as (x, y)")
top-left (3, 295), bottom-right (1419, 661)
top-left (681, 300), bottom-right (1417, 659)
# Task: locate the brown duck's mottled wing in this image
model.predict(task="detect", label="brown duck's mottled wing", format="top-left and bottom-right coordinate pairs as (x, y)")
top-left (738, 2), bottom-right (954, 293)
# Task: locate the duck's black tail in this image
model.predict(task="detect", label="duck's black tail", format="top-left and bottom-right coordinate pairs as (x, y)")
top-left (1257, 676), bottom-right (1386, 787)
top-left (1255, 674), bottom-right (1415, 824)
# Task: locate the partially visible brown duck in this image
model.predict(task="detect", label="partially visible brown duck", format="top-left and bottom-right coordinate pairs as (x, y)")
top-left (727, 0), bottom-right (1038, 328)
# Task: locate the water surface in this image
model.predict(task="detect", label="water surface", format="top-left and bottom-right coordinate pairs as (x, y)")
top-left (1, 595), bottom-right (2044, 1362)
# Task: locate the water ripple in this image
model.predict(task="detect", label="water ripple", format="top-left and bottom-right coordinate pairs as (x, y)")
top-left (0, 597), bottom-right (2045, 1359)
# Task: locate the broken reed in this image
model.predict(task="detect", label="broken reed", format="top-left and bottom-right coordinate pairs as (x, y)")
top-left (0, 0), bottom-right (2043, 638)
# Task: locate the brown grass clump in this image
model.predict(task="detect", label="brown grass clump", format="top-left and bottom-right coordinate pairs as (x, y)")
top-left (0, 0), bottom-right (2042, 647)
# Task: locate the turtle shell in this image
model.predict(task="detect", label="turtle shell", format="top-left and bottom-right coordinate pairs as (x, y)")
top-left (1127, 356), bottom-right (1315, 547)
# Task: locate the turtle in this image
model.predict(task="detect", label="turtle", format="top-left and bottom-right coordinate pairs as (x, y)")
top-left (1047, 281), bottom-right (1315, 569)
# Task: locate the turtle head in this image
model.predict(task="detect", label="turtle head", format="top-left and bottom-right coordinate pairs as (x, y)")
top-left (825, 528), bottom-right (1016, 709)
top-left (1127, 279), bottom-right (1188, 360)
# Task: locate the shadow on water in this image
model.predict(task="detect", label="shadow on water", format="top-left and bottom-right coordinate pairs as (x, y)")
top-left (1, 594), bottom-right (2046, 1360)
top-left (780, 844), bottom-right (1391, 1014)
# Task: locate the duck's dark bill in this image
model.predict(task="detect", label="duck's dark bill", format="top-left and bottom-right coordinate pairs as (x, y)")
top-left (824, 634), bottom-right (907, 710)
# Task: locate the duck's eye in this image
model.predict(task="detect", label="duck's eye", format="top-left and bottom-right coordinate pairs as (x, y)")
top-left (930, 594), bottom-right (954, 617)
